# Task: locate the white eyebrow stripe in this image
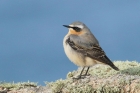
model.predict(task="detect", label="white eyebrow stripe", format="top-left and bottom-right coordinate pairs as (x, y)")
top-left (76, 25), bottom-right (84, 29)
top-left (69, 25), bottom-right (84, 29)
top-left (69, 25), bottom-right (74, 27)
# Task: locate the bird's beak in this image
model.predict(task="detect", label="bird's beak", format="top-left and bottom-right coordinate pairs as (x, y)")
top-left (63, 25), bottom-right (72, 28)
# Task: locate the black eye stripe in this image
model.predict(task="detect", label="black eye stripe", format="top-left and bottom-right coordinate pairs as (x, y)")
top-left (72, 27), bottom-right (81, 32)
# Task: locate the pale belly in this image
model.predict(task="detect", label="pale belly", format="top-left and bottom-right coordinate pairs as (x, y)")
top-left (64, 42), bottom-right (85, 66)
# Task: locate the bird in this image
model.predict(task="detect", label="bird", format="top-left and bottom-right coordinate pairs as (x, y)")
top-left (63, 21), bottom-right (119, 79)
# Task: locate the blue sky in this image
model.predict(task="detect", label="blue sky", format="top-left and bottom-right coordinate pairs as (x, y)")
top-left (0, 0), bottom-right (140, 85)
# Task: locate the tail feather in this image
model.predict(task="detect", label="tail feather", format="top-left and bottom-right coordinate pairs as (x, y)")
top-left (104, 56), bottom-right (119, 71)
top-left (110, 64), bottom-right (119, 71)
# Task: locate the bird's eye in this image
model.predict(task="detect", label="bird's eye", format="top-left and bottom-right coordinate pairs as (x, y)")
top-left (72, 27), bottom-right (81, 32)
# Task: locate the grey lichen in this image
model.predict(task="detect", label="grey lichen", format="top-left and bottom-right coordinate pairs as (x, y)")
top-left (0, 81), bottom-right (37, 92)
top-left (46, 79), bottom-right (67, 92)
top-left (1, 61), bottom-right (140, 93)
top-left (46, 61), bottom-right (140, 93)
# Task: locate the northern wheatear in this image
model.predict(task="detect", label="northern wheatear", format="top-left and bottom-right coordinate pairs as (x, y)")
top-left (63, 21), bottom-right (119, 79)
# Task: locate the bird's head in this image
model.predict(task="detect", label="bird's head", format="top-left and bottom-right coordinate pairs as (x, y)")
top-left (63, 21), bottom-right (90, 35)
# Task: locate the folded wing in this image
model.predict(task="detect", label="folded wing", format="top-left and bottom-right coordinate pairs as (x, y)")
top-left (66, 37), bottom-right (119, 71)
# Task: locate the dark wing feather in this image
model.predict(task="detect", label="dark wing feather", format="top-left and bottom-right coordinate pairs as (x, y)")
top-left (66, 37), bottom-right (119, 71)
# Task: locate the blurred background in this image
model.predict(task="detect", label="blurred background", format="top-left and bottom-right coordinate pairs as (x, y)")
top-left (0, 0), bottom-right (140, 85)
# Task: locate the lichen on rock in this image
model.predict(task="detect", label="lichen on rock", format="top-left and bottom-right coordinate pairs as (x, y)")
top-left (47, 61), bottom-right (140, 93)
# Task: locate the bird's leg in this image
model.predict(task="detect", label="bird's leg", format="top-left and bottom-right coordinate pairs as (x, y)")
top-left (81, 67), bottom-right (90, 76)
top-left (73, 67), bottom-right (85, 79)
top-left (78, 67), bottom-right (85, 77)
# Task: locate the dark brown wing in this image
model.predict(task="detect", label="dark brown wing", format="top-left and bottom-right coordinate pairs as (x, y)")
top-left (66, 37), bottom-right (119, 71)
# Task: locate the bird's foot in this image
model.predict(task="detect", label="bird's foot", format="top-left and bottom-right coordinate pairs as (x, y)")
top-left (72, 75), bottom-right (85, 80)
top-left (81, 73), bottom-right (91, 76)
